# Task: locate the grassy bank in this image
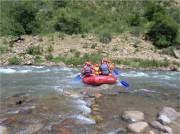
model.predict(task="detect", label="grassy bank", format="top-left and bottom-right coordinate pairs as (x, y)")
top-left (6, 51), bottom-right (179, 71)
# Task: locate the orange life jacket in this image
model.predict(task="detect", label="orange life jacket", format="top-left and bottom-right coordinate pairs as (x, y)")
top-left (93, 66), bottom-right (100, 75)
top-left (109, 64), bottom-right (114, 73)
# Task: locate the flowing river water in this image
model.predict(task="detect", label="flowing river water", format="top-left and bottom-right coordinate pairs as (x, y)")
top-left (0, 66), bottom-right (179, 134)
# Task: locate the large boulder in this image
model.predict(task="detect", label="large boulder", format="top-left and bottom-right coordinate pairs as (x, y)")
top-left (158, 115), bottom-right (171, 125)
top-left (122, 111), bottom-right (144, 123)
top-left (149, 120), bottom-right (173, 133)
top-left (127, 122), bottom-right (149, 133)
top-left (149, 121), bottom-right (164, 131)
top-left (162, 126), bottom-right (173, 134)
top-left (157, 107), bottom-right (180, 124)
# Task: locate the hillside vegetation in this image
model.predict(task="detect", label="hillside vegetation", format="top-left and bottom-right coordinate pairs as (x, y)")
top-left (0, 0), bottom-right (179, 70)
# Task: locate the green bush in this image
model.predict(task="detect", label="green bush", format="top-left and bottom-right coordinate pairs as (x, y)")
top-left (70, 48), bottom-right (76, 53)
top-left (172, 61), bottom-right (180, 67)
top-left (74, 51), bottom-right (80, 58)
top-left (160, 47), bottom-right (175, 57)
top-left (0, 0), bottom-right (179, 43)
top-left (11, 1), bottom-right (38, 35)
top-left (8, 56), bottom-right (20, 65)
top-left (81, 51), bottom-right (104, 64)
top-left (55, 16), bottom-right (83, 35)
top-left (45, 53), bottom-right (53, 61)
top-left (53, 1), bottom-right (67, 8)
top-left (146, 13), bottom-right (178, 48)
top-left (145, 2), bottom-right (166, 21)
top-left (99, 32), bottom-right (112, 44)
top-left (113, 58), bottom-right (170, 68)
top-left (138, 59), bottom-right (169, 68)
top-left (26, 45), bottom-right (43, 55)
top-left (47, 45), bottom-right (53, 53)
top-left (129, 14), bottom-right (141, 26)
top-left (58, 33), bottom-right (65, 40)
top-left (0, 46), bottom-right (11, 54)
top-left (91, 43), bottom-right (97, 49)
top-left (130, 27), bottom-right (142, 37)
top-left (34, 56), bottom-right (43, 63)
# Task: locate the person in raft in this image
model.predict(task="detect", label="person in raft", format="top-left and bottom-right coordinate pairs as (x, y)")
top-left (108, 61), bottom-right (114, 74)
top-left (99, 57), bottom-right (110, 76)
top-left (93, 64), bottom-right (101, 75)
top-left (82, 62), bottom-right (93, 77)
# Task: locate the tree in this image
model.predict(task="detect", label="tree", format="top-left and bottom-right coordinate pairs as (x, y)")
top-left (147, 13), bottom-right (178, 48)
top-left (55, 16), bottom-right (83, 35)
top-left (145, 2), bottom-right (165, 21)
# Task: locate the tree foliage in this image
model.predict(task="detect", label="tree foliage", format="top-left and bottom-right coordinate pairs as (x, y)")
top-left (55, 16), bottom-right (83, 35)
top-left (147, 13), bottom-right (178, 48)
top-left (0, 0), bottom-right (179, 48)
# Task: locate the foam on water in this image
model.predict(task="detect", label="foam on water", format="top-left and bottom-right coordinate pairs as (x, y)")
top-left (31, 66), bottom-right (44, 69)
top-left (0, 68), bottom-right (32, 73)
top-left (121, 72), bottom-right (149, 77)
top-left (75, 99), bottom-right (86, 105)
top-left (133, 88), bottom-right (157, 93)
top-left (34, 69), bottom-right (50, 73)
top-left (53, 86), bottom-right (64, 92)
top-left (7, 110), bottom-right (19, 114)
top-left (164, 83), bottom-right (179, 88)
top-left (78, 105), bottom-right (91, 114)
top-left (71, 115), bottom-right (96, 124)
top-left (0, 68), bottom-right (16, 73)
top-left (61, 67), bottom-right (75, 71)
top-left (18, 70), bottom-right (31, 73)
top-left (152, 75), bottom-right (173, 80)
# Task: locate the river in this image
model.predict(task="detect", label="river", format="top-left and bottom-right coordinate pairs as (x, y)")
top-left (0, 66), bottom-right (179, 133)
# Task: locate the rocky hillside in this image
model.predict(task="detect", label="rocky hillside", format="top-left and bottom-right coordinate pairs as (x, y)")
top-left (0, 34), bottom-right (179, 71)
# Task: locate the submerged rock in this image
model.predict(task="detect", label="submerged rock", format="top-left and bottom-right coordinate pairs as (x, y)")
top-left (94, 93), bottom-right (103, 99)
top-left (127, 122), bottom-right (149, 133)
top-left (20, 123), bottom-right (43, 134)
top-left (59, 127), bottom-right (71, 134)
top-left (63, 90), bottom-right (84, 98)
top-left (12, 92), bottom-right (27, 98)
top-left (0, 126), bottom-right (9, 134)
top-left (83, 97), bottom-right (95, 107)
top-left (90, 115), bottom-right (103, 123)
top-left (122, 111), bottom-right (144, 123)
top-left (1, 115), bottom-right (20, 127)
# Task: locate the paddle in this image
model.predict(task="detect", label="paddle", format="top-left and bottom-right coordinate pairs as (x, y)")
top-left (72, 73), bottom-right (81, 82)
top-left (113, 69), bottom-right (129, 87)
top-left (113, 69), bottom-right (119, 75)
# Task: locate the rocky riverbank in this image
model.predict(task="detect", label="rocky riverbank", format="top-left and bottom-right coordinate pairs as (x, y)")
top-left (0, 34), bottom-right (179, 71)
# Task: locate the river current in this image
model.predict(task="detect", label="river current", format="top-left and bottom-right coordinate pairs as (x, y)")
top-left (0, 66), bottom-right (179, 133)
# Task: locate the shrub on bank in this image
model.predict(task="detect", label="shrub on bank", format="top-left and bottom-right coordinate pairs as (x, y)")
top-left (146, 13), bottom-right (178, 48)
top-left (48, 51), bottom-right (104, 65)
top-left (8, 56), bottom-right (20, 65)
top-left (34, 56), bottom-right (43, 63)
top-left (26, 46), bottom-right (43, 55)
top-left (99, 32), bottom-right (112, 44)
top-left (0, 46), bottom-right (11, 54)
top-left (113, 58), bottom-right (170, 69)
top-left (45, 53), bottom-right (53, 61)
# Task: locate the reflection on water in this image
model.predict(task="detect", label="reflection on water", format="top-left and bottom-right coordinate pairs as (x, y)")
top-left (0, 66), bottom-right (179, 133)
